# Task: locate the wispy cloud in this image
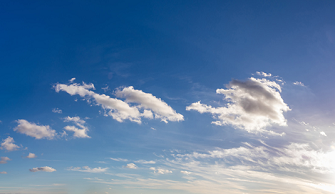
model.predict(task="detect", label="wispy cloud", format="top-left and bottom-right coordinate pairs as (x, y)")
top-left (150, 167), bottom-right (172, 174)
top-left (29, 166), bottom-right (56, 172)
top-left (0, 157), bottom-right (10, 164)
top-left (68, 166), bottom-right (108, 173)
top-left (52, 108), bottom-right (62, 114)
top-left (110, 158), bottom-right (128, 162)
top-left (1, 137), bottom-right (20, 151)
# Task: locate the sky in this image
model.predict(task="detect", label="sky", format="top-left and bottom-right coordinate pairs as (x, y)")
top-left (1, 0), bottom-right (335, 193)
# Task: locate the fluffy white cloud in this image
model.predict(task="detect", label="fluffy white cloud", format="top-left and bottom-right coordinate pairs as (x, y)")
top-left (180, 170), bottom-right (191, 175)
top-left (29, 166), bottom-right (56, 172)
top-left (125, 163), bottom-right (137, 169)
top-left (134, 160), bottom-right (156, 164)
top-left (0, 171), bottom-right (7, 174)
top-left (0, 157), bottom-right (10, 164)
top-left (150, 167), bottom-right (172, 174)
top-left (52, 108), bottom-right (62, 113)
top-left (320, 131), bottom-right (327, 136)
top-left (1, 137), bottom-right (20, 151)
top-left (256, 71), bottom-right (272, 77)
top-left (115, 86), bottom-right (184, 123)
top-left (25, 153), bottom-right (37, 158)
top-left (68, 166), bottom-right (108, 173)
top-left (186, 77), bottom-right (290, 134)
top-left (14, 120), bottom-right (56, 139)
top-left (63, 116), bottom-right (90, 138)
top-left (110, 157), bottom-right (128, 162)
top-left (54, 82), bottom-right (183, 124)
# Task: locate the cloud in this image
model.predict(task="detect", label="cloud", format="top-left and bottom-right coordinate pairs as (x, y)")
top-left (54, 82), bottom-right (183, 124)
top-left (150, 167), bottom-right (172, 174)
top-left (0, 171), bottom-right (7, 174)
top-left (52, 108), bottom-right (62, 113)
top-left (25, 153), bottom-right (37, 158)
top-left (29, 166), bottom-right (56, 172)
top-left (68, 166), bottom-right (108, 173)
top-left (63, 116), bottom-right (90, 138)
top-left (115, 86), bottom-right (184, 123)
top-left (320, 131), bottom-right (327, 136)
top-left (186, 77), bottom-right (290, 134)
top-left (69, 78), bottom-right (76, 82)
top-left (14, 120), bottom-right (56, 139)
top-left (180, 170), bottom-right (191, 175)
top-left (256, 71), bottom-right (272, 77)
top-left (293, 81), bottom-right (305, 86)
top-left (134, 160), bottom-right (156, 164)
top-left (110, 158), bottom-right (128, 162)
top-left (0, 157), bottom-right (10, 164)
top-left (125, 163), bottom-right (137, 169)
top-left (0, 137), bottom-right (20, 151)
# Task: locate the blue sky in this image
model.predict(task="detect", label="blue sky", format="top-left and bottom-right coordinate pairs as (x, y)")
top-left (1, 1), bottom-right (335, 193)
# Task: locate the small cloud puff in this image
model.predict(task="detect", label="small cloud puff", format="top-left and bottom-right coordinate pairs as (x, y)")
top-left (125, 163), bottom-right (137, 169)
top-left (29, 166), bottom-right (56, 172)
top-left (320, 131), bottom-right (327, 136)
top-left (63, 116), bottom-right (90, 138)
top-left (25, 153), bottom-right (37, 158)
top-left (1, 137), bottom-right (20, 151)
top-left (0, 157), bottom-right (10, 164)
top-left (293, 81), bottom-right (305, 87)
top-left (150, 167), bottom-right (172, 174)
top-left (180, 170), bottom-right (192, 175)
top-left (52, 108), bottom-right (62, 114)
top-left (256, 71), bottom-right (272, 77)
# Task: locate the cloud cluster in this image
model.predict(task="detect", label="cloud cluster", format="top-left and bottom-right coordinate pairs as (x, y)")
top-left (68, 166), bottom-right (108, 173)
top-left (14, 120), bottom-right (56, 139)
top-left (63, 116), bottom-right (90, 138)
top-left (29, 166), bottom-right (56, 172)
top-left (0, 157), bottom-right (10, 164)
top-left (186, 77), bottom-right (290, 133)
top-left (150, 167), bottom-right (172, 174)
top-left (52, 108), bottom-right (62, 113)
top-left (1, 137), bottom-right (20, 151)
top-left (54, 82), bottom-right (183, 124)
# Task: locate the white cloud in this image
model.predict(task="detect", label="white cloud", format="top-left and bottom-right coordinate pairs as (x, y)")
top-left (115, 86), bottom-right (184, 123)
top-left (256, 71), bottom-right (272, 77)
top-left (14, 120), bottom-right (56, 139)
top-left (63, 116), bottom-right (90, 138)
top-left (293, 81), bottom-right (305, 86)
top-left (68, 166), bottom-right (108, 173)
top-left (52, 108), bottom-right (62, 113)
top-left (54, 82), bottom-right (183, 124)
top-left (320, 131), bottom-right (327, 136)
top-left (110, 158), bottom-right (128, 162)
top-left (0, 157), bottom-right (10, 164)
top-left (125, 163), bottom-right (137, 169)
top-left (69, 78), bottom-right (76, 82)
top-left (0, 171), bottom-right (7, 174)
top-left (180, 170), bottom-right (191, 175)
top-left (186, 77), bottom-right (290, 134)
top-left (25, 153), bottom-right (37, 158)
top-left (151, 127), bottom-right (156, 130)
top-left (29, 166), bottom-right (56, 172)
top-left (1, 137), bottom-right (20, 151)
top-left (134, 160), bottom-right (156, 164)
top-left (150, 167), bottom-right (172, 174)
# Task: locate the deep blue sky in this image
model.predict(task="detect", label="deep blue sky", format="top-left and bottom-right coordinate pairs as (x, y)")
top-left (1, 1), bottom-right (335, 194)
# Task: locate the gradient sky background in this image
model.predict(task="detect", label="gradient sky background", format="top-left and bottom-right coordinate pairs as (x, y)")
top-left (1, 1), bottom-right (335, 194)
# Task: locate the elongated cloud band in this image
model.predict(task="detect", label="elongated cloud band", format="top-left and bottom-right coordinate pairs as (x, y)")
top-left (54, 82), bottom-right (183, 124)
top-left (186, 77), bottom-right (290, 133)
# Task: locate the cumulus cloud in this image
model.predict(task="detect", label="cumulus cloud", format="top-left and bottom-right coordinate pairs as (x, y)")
top-left (256, 71), bottom-right (272, 77)
top-left (14, 120), bottom-right (56, 139)
top-left (1, 137), bottom-right (20, 151)
top-left (150, 167), bottom-right (172, 174)
top-left (68, 166), bottom-right (108, 173)
top-left (134, 160), bottom-right (156, 164)
top-left (29, 166), bottom-right (56, 172)
top-left (110, 158), bottom-right (128, 162)
top-left (63, 116), bottom-right (90, 138)
top-left (25, 153), bottom-right (37, 158)
top-left (0, 157), bottom-right (10, 164)
top-left (0, 171), bottom-right (7, 174)
top-left (115, 86), bottom-right (184, 123)
top-left (320, 131), bottom-right (327, 136)
top-left (186, 77), bottom-right (290, 134)
top-left (293, 81), bottom-right (305, 86)
top-left (52, 108), bottom-right (62, 113)
top-left (125, 163), bottom-right (137, 169)
top-left (54, 82), bottom-right (183, 124)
